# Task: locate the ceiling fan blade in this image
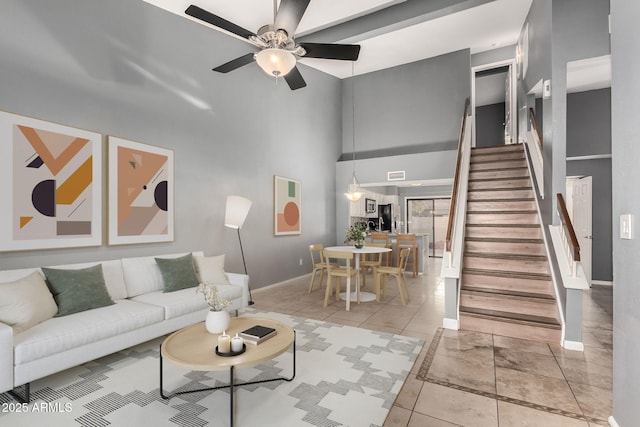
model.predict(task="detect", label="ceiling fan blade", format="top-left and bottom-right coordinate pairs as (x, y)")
top-left (185, 5), bottom-right (256, 40)
top-left (299, 43), bottom-right (361, 61)
top-left (212, 53), bottom-right (256, 73)
top-left (284, 66), bottom-right (307, 90)
top-left (274, 0), bottom-right (310, 37)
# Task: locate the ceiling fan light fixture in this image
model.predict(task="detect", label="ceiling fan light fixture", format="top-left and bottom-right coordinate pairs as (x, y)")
top-left (255, 48), bottom-right (296, 77)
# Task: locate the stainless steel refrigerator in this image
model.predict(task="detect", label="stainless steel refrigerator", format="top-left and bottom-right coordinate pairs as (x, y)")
top-left (378, 204), bottom-right (392, 232)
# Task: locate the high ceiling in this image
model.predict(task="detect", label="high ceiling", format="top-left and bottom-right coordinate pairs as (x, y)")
top-left (142, 0), bottom-right (533, 78)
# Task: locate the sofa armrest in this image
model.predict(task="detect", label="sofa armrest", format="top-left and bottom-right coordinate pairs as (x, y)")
top-left (0, 322), bottom-right (14, 393)
top-left (226, 273), bottom-right (250, 307)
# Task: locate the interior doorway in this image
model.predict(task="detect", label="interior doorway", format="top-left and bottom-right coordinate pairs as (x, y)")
top-left (406, 198), bottom-right (450, 258)
top-left (472, 60), bottom-right (517, 148)
top-left (566, 176), bottom-right (593, 286)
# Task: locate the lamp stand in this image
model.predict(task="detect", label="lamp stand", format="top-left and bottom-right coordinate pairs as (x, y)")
top-left (237, 228), bottom-right (254, 305)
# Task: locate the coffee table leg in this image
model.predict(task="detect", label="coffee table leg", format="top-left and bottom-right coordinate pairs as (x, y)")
top-left (230, 366), bottom-right (235, 427)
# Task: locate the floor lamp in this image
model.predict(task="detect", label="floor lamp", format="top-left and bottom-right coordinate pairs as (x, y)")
top-left (224, 195), bottom-right (254, 305)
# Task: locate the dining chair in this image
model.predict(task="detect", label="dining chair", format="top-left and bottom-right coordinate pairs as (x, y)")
top-left (359, 243), bottom-right (385, 289)
top-left (323, 250), bottom-right (359, 307)
top-left (370, 232), bottom-right (392, 266)
top-left (308, 244), bottom-right (338, 293)
top-left (375, 247), bottom-right (411, 305)
top-left (395, 233), bottom-right (419, 277)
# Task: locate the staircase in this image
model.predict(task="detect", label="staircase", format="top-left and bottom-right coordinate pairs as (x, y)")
top-left (460, 144), bottom-right (561, 343)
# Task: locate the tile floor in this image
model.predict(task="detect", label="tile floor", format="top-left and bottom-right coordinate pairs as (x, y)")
top-left (251, 257), bottom-right (613, 426)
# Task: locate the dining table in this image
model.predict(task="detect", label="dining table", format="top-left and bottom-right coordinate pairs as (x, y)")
top-left (324, 245), bottom-right (392, 311)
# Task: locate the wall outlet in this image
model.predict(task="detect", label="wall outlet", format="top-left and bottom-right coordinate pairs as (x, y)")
top-left (299, 258), bottom-right (303, 266)
top-left (620, 214), bottom-right (633, 239)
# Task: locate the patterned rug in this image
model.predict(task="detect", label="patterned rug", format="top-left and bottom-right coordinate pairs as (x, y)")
top-left (1, 310), bottom-right (423, 427)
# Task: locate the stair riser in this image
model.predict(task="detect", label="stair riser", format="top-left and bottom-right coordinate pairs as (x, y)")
top-left (468, 179), bottom-right (531, 190)
top-left (464, 257), bottom-right (550, 275)
top-left (470, 169), bottom-right (529, 179)
top-left (460, 314), bottom-right (561, 343)
top-left (467, 190), bottom-right (534, 200)
top-left (471, 145), bottom-right (524, 155)
top-left (471, 153), bottom-right (525, 163)
top-left (461, 273), bottom-right (554, 297)
top-left (460, 292), bottom-right (558, 319)
top-left (465, 240), bottom-right (546, 255)
top-left (465, 226), bottom-right (542, 239)
top-left (466, 213), bottom-right (539, 225)
top-left (467, 200), bottom-right (536, 211)
top-left (470, 160), bottom-right (526, 171)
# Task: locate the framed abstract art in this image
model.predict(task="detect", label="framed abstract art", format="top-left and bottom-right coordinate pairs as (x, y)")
top-left (274, 175), bottom-right (301, 236)
top-left (108, 136), bottom-right (174, 245)
top-left (0, 111), bottom-right (102, 251)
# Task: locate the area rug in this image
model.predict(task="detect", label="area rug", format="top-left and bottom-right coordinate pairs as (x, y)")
top-left (416, 328), bottom-right (608, 426)
top-left (0, 309), bottom-right (423, 427)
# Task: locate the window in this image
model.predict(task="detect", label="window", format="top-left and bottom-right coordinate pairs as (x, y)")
top-left (406, 198), bottom-right (450, 258)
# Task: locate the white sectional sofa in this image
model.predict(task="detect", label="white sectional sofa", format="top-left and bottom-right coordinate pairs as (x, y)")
top-left (0, 251), bottom-right (249, 402)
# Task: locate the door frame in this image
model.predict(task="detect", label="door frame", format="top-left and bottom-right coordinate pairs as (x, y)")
top-left (471, 59), bottom-right (518, 148)
top-left (566, 175), bottom-right (593, 286)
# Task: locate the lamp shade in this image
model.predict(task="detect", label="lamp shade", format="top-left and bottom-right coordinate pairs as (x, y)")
top-left (224, 195), bottom-right (252, 229)
top-left (255, 48), bottom-right (296, 77)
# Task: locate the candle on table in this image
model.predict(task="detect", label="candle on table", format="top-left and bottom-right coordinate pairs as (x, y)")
top-left (231, 333), bottom-right (244, 352)
top-left (218, 331), bottom-right (231, 353)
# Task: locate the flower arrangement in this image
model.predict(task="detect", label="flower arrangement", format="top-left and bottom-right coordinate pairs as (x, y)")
top-left (345, 223), bottom-right (367, 244)
top-left (196, 283), bottom-right (231, 311)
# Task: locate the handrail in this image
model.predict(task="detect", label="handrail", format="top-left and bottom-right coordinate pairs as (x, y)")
top-left (445, 98), bottom-right (470, 253)
top-left (529, 107), bottom-right (543, 149)
top-left (556, 193), bottom-right (580, 262)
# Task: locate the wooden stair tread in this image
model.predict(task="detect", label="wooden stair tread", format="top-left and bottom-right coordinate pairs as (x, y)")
top-left (465, 251), bottom-right (546, 260)
top-left (467, 210), bottom-right (537, 214)
top-left (460, 312), bottom-right (561, 330)
top-left (460, 292), bottom-right (559, 325)
top-left (462, 267), bottom-right (551, 280)
top-left (465, 237), bottom-right (543, 244)
top-left (466, 223), bottom-right (539, 228)
top-left (461, 283), bottom-right (555, 300)
top-left (469, 177), bottom-right (531, 182)
top-left (468, 187), bottom-right (532, 192)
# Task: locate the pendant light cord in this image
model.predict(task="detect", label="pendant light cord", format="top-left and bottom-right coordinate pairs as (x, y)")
top-left (352, 61), bottom-right (356, 176)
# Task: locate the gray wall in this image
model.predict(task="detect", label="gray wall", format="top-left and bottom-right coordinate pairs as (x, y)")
top-left (611, 0), bottom-right (640, 424)
top-left (475, 102), bottom-right (506, 147)
top-left (0, 0), bottom-right (343, 289)
top-left (566, 88), bottom-right (612, 282)
top-left (342, 50), bottom-right (471, 155)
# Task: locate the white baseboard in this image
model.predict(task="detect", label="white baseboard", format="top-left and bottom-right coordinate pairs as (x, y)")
top-left (253, 273), bottom-right (311, 293)
top-left (608, 415), bottom-right (619, 427)
top-left (592, 280), bottom-right (613, 286)
top-left (442, 318), bottom-right (459, 330)
top-left (562, 340), bottom-right (584, 352)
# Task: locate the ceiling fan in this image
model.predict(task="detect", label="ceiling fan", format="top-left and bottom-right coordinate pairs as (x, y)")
top-left (185, 0), bottom-right (361, 90)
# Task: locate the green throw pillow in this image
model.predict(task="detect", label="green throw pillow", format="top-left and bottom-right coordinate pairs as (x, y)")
top-left (155, 253), bottom-right (200, 293)
top-left (42, 264), bottom-right (115, 317)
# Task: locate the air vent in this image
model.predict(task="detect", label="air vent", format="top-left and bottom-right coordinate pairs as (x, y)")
top-left (387, 171), bottom-right (406, 181)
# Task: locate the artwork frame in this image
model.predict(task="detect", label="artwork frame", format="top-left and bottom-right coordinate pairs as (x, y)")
top-left (0, 110), bottom-right (102, 252)
top-left (274, 175), bottom-right (301, 236)
top-left (108, 136), bottom-right (174, 245)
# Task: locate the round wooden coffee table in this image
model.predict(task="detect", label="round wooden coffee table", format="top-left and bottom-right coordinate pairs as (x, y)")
top-left (160, 317), bottom-right (296, 426)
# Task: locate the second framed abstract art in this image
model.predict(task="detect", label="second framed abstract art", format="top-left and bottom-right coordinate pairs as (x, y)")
top-left (108, 136), bottom-right (174, 245)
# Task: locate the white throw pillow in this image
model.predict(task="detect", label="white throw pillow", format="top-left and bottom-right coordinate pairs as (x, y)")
top-left (0, 271), bottom-right (58, 332)
top-left (193, 254), bottom-right (229, 285)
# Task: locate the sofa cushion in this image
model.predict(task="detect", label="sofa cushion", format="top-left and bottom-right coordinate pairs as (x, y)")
top-left (155, 253), bottom-right (200, 292)
top-left (13, 300), bottom-right (164, 365)
top-left (194, 254), bottom-right (229, 285)
top-left (132, 284), bottom-right (242, 320)
top-left (122, 251), bottom-right (204, 298)
top-left (49, 260), bottom-right (128, 301)
top-left (42, 265), bottom-right (115, 317)
top-left (0, 272), bottom-right (58, 332)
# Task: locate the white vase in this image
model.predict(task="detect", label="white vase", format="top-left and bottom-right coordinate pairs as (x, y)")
top-left (205, 310), bottom-right (230, 334)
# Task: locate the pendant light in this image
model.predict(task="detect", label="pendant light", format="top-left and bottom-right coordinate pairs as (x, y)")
top-left (344, 62), bottom-right (364, 202)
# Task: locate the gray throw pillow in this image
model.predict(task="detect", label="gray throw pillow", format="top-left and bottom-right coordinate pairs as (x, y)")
top-left (155, 253), bottom-right (200, 293)
top-left (42, 264), bottom-right (115, 317)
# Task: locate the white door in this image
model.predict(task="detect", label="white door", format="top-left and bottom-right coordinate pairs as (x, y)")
top-left (569, 177), bottom-right (593, 286)
top-left (504, 67), bottom-right (512, 144)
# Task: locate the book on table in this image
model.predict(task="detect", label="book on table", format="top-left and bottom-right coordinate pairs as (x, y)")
top-left (240, 325), bottom-right (277, 345)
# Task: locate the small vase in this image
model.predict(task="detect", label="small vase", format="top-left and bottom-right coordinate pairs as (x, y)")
top-left (205, 309), bottom-right (230, 334)
top-left (354, 240), bottom-right (364, 249)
